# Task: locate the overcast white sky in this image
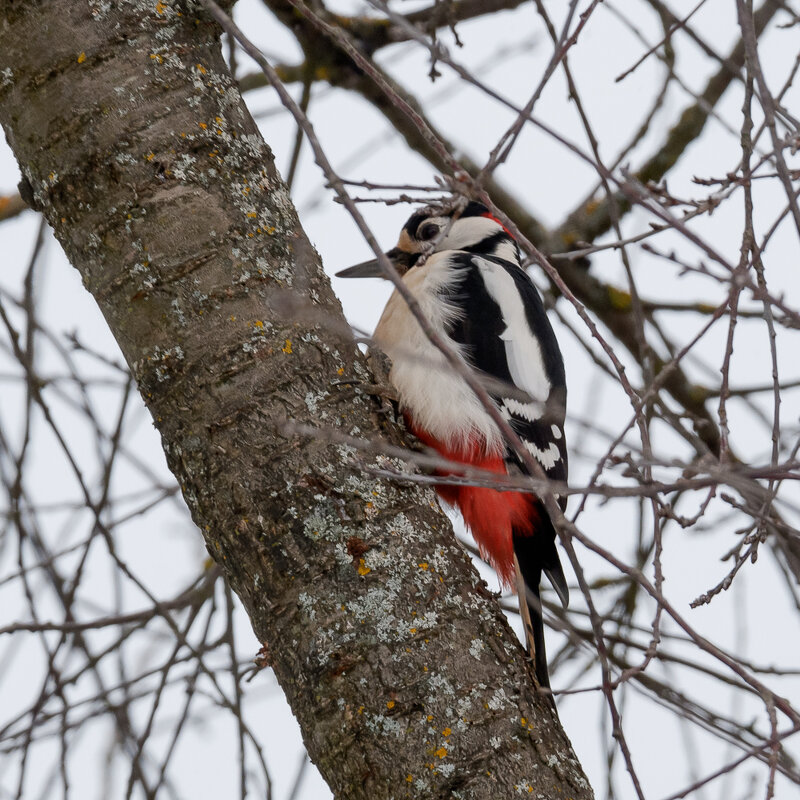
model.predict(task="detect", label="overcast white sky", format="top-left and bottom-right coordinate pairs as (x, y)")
top-left (1, 1), bottom-right (799, 798)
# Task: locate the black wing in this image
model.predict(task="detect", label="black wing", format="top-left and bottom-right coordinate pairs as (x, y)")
top-left (443, 253), bottom-right (568, 503)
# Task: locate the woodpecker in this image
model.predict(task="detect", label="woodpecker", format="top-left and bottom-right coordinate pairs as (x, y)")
top-left (337, 201), bottom-right (568, 692)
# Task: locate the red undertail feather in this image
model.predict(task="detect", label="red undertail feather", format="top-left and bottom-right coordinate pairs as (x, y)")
top-left (408, 419), bottom-right (539, 588)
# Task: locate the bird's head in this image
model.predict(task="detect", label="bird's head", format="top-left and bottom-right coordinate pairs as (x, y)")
top-left (336, 201), bottom-right (519, 279)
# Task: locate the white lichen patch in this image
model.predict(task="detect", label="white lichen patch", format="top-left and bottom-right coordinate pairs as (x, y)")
top-left (312, 625), bottom-right (355, 665)
top-left (364, 711), bottom-right (405, 739)
top-left (428, 547), bottom-right (450, 573)
top-left (302, 508), bottom-right (345, 542)
top-left (415, 611), bottom-right (439, 631)
top-left (333, 542), bottom-right (355, 567)
top-left (346, 586), bottom-right (398, 640)
top-left (487, 687), bottom-right (510, 711)
top-left (456, 685), bottom-right (486, 719)
top-left (469, 639), bottom-right (485, 660)
top-left (270, 260), bottom-right (295, 286)
top-left (144, 345), bottom-right (185, 382)
top-left (171, 152), bottom-right (198, 182)
top-left (297, 592), bottom-right (316, 620)
top-left (88, 0), bottom-right (112, 17)
top-left (113, 152), bottom-right (137, 166)
top-left (425, 672), bottom-right (456, 697)
top-left (303, 391), bottom-right (320, 415)
top-left (363, 548), bottom-right (392, 571)
top-left (170, 297), bottom-right (186, 326)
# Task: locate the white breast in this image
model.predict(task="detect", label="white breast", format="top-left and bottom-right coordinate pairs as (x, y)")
top-left (373, 253), bottom-right (504, 454)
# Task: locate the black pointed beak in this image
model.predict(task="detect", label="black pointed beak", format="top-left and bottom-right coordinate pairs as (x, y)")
top-left (335, 247), bottom-right (417, 279)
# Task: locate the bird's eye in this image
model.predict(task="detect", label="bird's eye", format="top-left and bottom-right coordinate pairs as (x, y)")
top-left (418, 223), bottom-right (440, 241)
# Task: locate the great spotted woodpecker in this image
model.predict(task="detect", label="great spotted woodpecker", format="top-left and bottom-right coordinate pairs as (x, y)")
top-left (337, 201), bottom-right (569, 691)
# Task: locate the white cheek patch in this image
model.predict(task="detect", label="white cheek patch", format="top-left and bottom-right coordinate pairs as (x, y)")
top-left (439, 216), bottom-right (499, 251)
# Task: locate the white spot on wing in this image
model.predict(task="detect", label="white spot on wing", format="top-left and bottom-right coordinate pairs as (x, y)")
top-left (502, 397), bottom-right (543, 422)
top-left (524, 440), bottom-right (561, 471)
top-left (551, 424), bottom-right (562, 439)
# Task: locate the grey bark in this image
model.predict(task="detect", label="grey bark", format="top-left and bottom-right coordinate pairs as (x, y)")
top-left (0, 2), bottom-right (592, 798)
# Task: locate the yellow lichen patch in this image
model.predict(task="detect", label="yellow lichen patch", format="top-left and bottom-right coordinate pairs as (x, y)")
top-left (254, 320), bottom-right (264, 329)
top-left (77, 52), bottom-right (86, 64)
top-left (145, 152), bottom-right (155, 161)
top-left (357, 706), bottom-right (364, 714)
top-left (585, 197), bottom-right (601, 215)
top-left (405, 775), bottom-right (413, 783)
top-left (246, 211), bottom-right (256, 218)
top-left (198, 121), bottom-right (207, 129)
top-left (149, 53), bottom-right (163, 64)
top-left (442, 728), bottom-right (451, 737)
top-left (386, 700), bottom-right (395, 709)
top-left (426, 715), bottom-right (434, 722)
top-left (337, 367), bottom-right (344, 375)
top-left (607, 286), bottom-right (632, 310)
top-left (434, 747), bottom-right (447, 759)
top-left (196, 63), bottom-right (207, 74)
top-left (418, 562), bottom-right (428, 570)
top-left (409, 628), bottom-right (417, 634)
top-left (266, 226), bottom-right (276, 235)
top-left (357, 558), bottom-right (371, 576)
top-left (520, 717), bottom-right (527, 726)
top-left (282, 339), bottom-right (293, 354)
top-left (155, 0), bottom-right (167, 13)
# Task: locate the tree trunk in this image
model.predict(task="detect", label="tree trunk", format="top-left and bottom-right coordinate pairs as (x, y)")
top-left (0, 2), bottom-right (592, 797)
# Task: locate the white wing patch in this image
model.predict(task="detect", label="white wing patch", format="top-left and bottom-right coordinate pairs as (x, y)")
top-left (501, 396), bottom-right (544, 422)
top-left (524, 440), bottom-right (561, 471)
top-left (476, 259), bottom-right (552, 407)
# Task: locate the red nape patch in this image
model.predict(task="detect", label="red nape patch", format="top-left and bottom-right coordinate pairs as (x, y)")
top-left (481, 211), bottom-right (514, 238)
top-left (409, 421), bottom-right (538, 589)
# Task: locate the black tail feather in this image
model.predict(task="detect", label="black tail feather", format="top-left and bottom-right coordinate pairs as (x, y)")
top-left (513, 510), bottom-right (567, 697)
top-left (527, 577), bottom-right (550, 689)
